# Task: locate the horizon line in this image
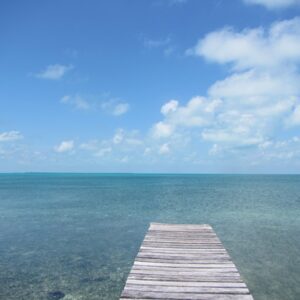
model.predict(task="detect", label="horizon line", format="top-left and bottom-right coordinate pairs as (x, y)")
top-left (0, 172), bottom-right (299, 175)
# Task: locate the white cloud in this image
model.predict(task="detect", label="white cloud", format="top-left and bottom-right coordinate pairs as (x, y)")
top-left (152, 97), bottom-right (221, 139)
top-left (161, 99), bottom-right (178, 115)
top-left (187, 18), bottom-right (300, 71)
top-left (243, 0), bottom-right (300, 9)
top-left (79, 140), bottom-right (98, 151)
top-left (0, 131), bottom-right (23, 142)
top-left (112, 103), bottom-right (130, 116)
top-left (54, 140), bottom-right (74, 153)
top-left (256, 137), bottom-right (300, 162)
top-left (35, 64), bottom-right (73, 80)
top-left (209, 70), bottom-right (300, 101)
top-left (60, 94), bottom-right (130, 116)
top-left (101, 99), bottom-right (130, 116)
top-left (152, 121), bottom-right (174, 138)
top-left (144, 147), bottom-right (152, 155)
top-left (180, 18), bottom-right (300, 149)
top-left (285, 105), bottom-right (300, 126)
top-left (19, 17), bottom-right (300, 170)
top-left (158, 143), bottom-right (170, 154)
top-left (112, 129), bottom-right (143, 147)
top-left (209, 144), bottom-right (222, 156)
top-left (61, 95), bottom-right (90, 110)
top-left (95, 147), bottom-right (112, 157)
top-left (113, 129), bottom-right (124, 144)
top-left (201, 109), bottom-right (266, 146)
top-left (79, 129), bottom-right (143, 161)
top-left (208, 70), bottom-right (298, 123)
top-left (120, 156), bottom-right (129, 163)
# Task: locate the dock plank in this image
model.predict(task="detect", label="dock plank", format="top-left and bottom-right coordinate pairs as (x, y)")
top-left (120, 223), bottom-right (253, 299)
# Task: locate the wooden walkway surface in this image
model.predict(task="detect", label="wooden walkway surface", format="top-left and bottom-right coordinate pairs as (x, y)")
top-left (120, 223), bottom-right (253, 300)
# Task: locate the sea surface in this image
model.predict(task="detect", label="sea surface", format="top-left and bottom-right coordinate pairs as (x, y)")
top-left (0, 174), bottom-right (299, 300)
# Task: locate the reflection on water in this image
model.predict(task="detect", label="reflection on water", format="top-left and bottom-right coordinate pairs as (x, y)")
top-left (0, 174), bottom-right (299, 299)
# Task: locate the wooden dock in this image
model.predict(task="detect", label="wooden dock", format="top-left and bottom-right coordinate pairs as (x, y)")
top-left (120, 223), bottom-right (253, 300)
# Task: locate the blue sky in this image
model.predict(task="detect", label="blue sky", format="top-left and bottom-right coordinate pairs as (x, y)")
top-left (1, 0), bottom-right (300, 173)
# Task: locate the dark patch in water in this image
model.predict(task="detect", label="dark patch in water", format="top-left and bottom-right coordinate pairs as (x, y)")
top-left (47, 291), bottom-right (65, 299)
top-left (80, 275), bottom-right (108, 283)
top-left (93, 276), bottom-right (108, 282)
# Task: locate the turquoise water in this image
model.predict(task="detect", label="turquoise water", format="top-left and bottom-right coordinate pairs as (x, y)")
top-left (0, 174), bottom-right (299, 300)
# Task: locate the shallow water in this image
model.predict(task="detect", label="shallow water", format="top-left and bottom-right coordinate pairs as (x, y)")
top-left (0, 174), bottom-right (299, 299)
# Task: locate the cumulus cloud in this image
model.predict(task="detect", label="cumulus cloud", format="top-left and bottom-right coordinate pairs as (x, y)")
top-left (113, 129), bottom-right (125, 144)
top-left (187, 18), bottom-right (300, 71)
top-left (54, 140), bottom-right (74, 153)
top-left (209, 70), bottom-right (300, 101)
top-left (158, 143), bottom-right (170, 155)
top-left (208, 70), bottom-right (298, 124)
top-left (80, 129), bottom-right (143, 159)
top-left (285, 105), bottom-right (300, 127)
top-left (112, 103), bottom-right (130, 116)
top-left (95, 147), bottom-right (112, 157)
top-left (209, 144), bottom-right (222, 156)
top-left (257, 137), bottom-right (300, 162)
top-left (61, 95), bottom-right (90, 110)
top-left (152, 121), bottom-right (174, 138)
top-left (178, 18), bottom-right (300, 150)
top-left (144, 17), bottom-right (300, 161)
top-left (152, 97), bottom-right (221, 138)
top-left (243, 0), bottom-right (300, 9)
top-left (60, 94), bottom-right (130, 116)
top-left (161, 99), bottom-right (179, 115)
top-left (101, 99), bottom-right (130, 116)
top-left (201, 111), bottom-right (264, 146)
top-left (0, 131), bottom-right (23, 142)
top-left (35, 64), bottom-right (73, 80)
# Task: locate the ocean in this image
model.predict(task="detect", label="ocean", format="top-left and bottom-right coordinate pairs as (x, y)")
top-left (0, 174), bottom-right (299, 299)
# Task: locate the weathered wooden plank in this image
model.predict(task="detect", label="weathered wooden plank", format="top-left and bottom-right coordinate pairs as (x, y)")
top-left (140, 247), bottom-right (227, 253)
top-left (150, 223), bottom-right (212, 229)
top-left (148, 229), bottom-right (216, 233)
top-left (146, 234), bottom-right (219, 238)
top-left (132, 266), bottom-right (239, 274)
top-left (124, 285), bottom-right (249, 294)
top-left (135, 258), bottom-right (234, 264)
top-left (145, 235), bottom-right (220, 239)
top-left (121, 291), bottom-right (253, 300)
top-left (120, 298), bottom-right (253, 300)
top-left (144, 240), bottom-right (222, 245)
top-left (140, 246), bottom-right (227, 255)
top-left (144, 239), bottom-right (221, 243)
top-left (146, 236), bottom-right (219, 240)
top-left (151, 222), bottom-right (212, 226)
top-left (126, 279), bottom-right (248, 288)
top-left (144, 238), bottom-right (220, 243)
top-left (143, 240), bottom-right (222, 245)
top-left (128, 274), bottom-right (244, 282)
top-left (120, 223), bottom-right (253, 300)
top-left (141, 244), bottom-right (225, 249)
top-left (147, 231), bottom-right (216, 236)
top-left (134, 261), bottom-right (237, 269)
top-left (149, 226), bottom-right (213, 230)
top-left (130, 270), bottom-right (241, 277)
top-left (137, 254), bottom-right (231, 260)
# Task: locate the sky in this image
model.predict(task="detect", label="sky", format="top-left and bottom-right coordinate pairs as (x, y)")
top-left (1, 0), bottom-right (300, 173)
